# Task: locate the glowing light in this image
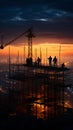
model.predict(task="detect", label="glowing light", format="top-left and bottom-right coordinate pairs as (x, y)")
top-left (64, 101), bottom-right (72, 108)
top-left (0, 43), bottom-right (73, 66)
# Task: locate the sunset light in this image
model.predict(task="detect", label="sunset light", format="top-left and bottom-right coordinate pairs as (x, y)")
top-left (0, 43), bottom-right (73, 66)
top-left (0, 0), bottom-right (73, 129)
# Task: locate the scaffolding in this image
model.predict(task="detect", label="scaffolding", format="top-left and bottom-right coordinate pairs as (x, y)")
top-left (8, 62), bottom-right (66, 120)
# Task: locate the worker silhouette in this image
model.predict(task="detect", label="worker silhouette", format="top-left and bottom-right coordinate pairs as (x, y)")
top-left (48, 56), bottom-right (52, 66)
top-left (53, 56), bottom-right (57, 66)
top-left (37, 57), bottom-right (41, 66)
top-left (61, 63), bottom-right (65, 68)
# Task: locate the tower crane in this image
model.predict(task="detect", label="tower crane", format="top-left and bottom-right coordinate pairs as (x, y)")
top-left (0, 27), bottom-right (33, 49)
top-left (0, 27), bottom-right (35, 65)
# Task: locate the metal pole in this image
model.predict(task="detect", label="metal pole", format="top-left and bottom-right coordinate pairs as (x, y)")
top-left (59, 44), bottom-right (61, 65)
top-left (9, 46), bottom-right (10, 78)
top-left (23, 46), bottom-right (25, 75)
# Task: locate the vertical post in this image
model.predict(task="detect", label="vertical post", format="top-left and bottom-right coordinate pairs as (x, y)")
top-left (28, 37), bottom-right (30, 58)
top-left (59, 44), bottom-right (61, 65)
top-left (46, 48), bottom-right (48, 65)
top-left (9, 46), bottom-right (10, 78)
top-left (17, 50), bottom-right (19, 71)
top-left (31, 36), bottom-right (32, 58)
top-left (8, 46), bottom-right (11, 112)
top-left (24, 46), bottom-right (25, 64)
top-left (40, 47), bottom-right (42, 65)
top-left (62, 69), bottom-right (65, 113)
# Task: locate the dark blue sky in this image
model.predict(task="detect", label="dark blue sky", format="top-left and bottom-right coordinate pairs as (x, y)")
top-left (0, 0), bottom-right (73, 44)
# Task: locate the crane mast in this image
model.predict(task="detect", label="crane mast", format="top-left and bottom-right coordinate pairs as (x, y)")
top-left (26, 28), bottom-right (35, 65)
top-left (26, 28), bottom-right (35, 58)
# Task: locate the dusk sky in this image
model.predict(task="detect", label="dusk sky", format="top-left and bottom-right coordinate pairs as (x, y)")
top-left (0, 0), bottom-right (73, 65)
top-left (0, 0), bottom-right (73, 45)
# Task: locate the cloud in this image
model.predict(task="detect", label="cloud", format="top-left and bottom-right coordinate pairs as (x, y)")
top-left (1, 6), bottom-right (73, 24)
top-left (0, 1), bottom-right (73, 43)
top-left (10, 16), bottom-right (26, 22)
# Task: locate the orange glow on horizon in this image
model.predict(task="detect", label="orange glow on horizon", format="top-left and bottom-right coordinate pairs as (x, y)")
top-left (0, 43), bottom-right (73, 65)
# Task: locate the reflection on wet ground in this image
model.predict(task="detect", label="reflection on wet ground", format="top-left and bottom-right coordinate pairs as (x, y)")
top-left (0, 74), bottom-right (65, 120)
top-left (0, 65), bottom-right (73, 130)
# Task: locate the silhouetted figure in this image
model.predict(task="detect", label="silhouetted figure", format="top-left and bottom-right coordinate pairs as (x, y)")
top-left (37, 57), bottom-right (41, 66)
top-left (26, 57), bottom-right (32, 66)
top-left (53, 56), bottom-right (57, 66)
top-left (48, 56), bottom-right (52, 66)
top-left (61, 63), bottom-right (65, 68)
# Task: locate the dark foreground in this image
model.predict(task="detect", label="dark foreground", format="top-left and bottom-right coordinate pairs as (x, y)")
top-left (0, 110), bottom-right (73, 130)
